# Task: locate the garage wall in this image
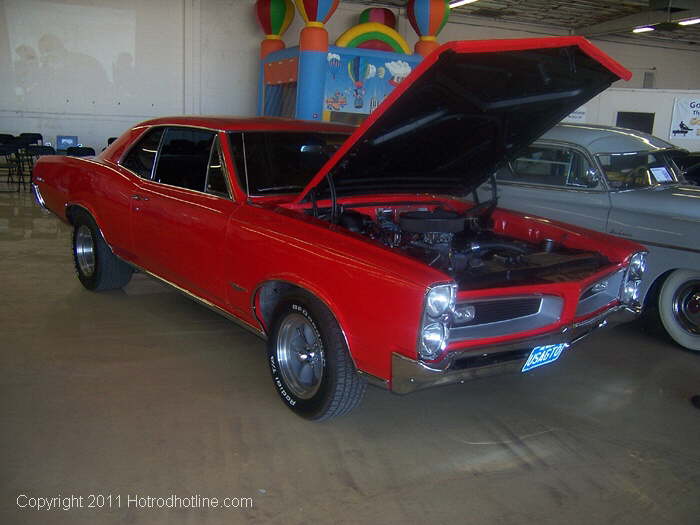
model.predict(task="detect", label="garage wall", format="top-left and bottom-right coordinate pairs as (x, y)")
top-left (573, 88), bottom-right (700, 149)
top-left (0, 0), bottom-right (699, 151)
top-left (0, 0), bottom-right (184, 150)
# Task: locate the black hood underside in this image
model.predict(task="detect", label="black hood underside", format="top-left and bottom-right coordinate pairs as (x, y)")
top-left (306, 43), bottom-right (621, 200)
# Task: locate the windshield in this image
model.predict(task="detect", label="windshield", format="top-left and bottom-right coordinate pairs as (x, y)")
top-left (596, 150), bottom-right (682, 189)
top-left (229, 131), bottom-right (348, 196)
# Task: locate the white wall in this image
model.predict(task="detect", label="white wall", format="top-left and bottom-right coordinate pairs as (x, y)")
top-left (572, 88), bottom-right (700, 149)
top-left (1, 0), bottom-right (699, 151)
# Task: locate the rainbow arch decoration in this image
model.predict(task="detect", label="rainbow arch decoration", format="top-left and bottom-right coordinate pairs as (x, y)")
top-left (335, 22), bottom-right (410, 54)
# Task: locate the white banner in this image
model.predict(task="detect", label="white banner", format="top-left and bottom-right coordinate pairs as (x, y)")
top-left (669, 97), bottom-right (700, 141)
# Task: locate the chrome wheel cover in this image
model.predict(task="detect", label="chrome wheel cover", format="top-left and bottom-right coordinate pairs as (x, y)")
top-left (75, 225), bottom-right (96, 277)
top-left (276, 313), bottom-right (325, 399)
top-left (672, 280), bottom-right (700, 335)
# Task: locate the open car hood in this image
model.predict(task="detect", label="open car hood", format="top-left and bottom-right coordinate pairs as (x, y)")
top-left (295, 37), bottom-right (630, 202)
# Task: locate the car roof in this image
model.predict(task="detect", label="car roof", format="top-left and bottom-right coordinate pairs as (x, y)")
top-left (538, 123), bottom-right (675, 154)
top-left (136, 115), bottom-right (356, 134)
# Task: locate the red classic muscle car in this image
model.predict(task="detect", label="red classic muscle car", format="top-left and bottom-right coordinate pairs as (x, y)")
top-left (32, 38), bottom-right (646, 420)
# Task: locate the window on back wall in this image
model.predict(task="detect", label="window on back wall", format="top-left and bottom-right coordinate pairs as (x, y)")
top-left (616, 112), bottom-right (655, 134)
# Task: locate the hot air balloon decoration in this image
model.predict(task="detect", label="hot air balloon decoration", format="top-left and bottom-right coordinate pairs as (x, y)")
top-left (293, 0), bottom-right (340, 52)
top-left (327, 52), bottom-right (341, 79)
top-left (255, 0), bottom-right (295, 59)
top-left (348, 56), bottom-right (372, 109)
top-left (407, 0), bottom-right (450, 57)
top-left (359, 8), bottom-right (397, 29)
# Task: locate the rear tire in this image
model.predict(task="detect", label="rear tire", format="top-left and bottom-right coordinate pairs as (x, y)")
top-left (72, 210), bottom-right (133, 291)
top-left (267, 293), bottom-right (366, 420)
top-left (658, 269), bottom-right (700, 351)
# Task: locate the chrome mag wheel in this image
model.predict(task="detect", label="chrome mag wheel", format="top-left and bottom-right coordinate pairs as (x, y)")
top-left (276, 313), bottom-right (325, 399)
top-left (75, 224), bottom-right (96, 277)
top-left (673, 280), bottom-right (700, 335)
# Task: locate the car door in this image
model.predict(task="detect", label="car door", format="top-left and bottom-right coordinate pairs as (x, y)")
top-left (479, 142), bottom-right (612, 232)
top-left (129, 127), bottom-right (237, 304)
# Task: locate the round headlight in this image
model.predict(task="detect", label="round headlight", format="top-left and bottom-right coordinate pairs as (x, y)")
top-left (426, 284), bottom-right (456, 318)
top-left (420, 322), bottom-right (448, 359)
top-left (628, 252), bottom-right (647, 280)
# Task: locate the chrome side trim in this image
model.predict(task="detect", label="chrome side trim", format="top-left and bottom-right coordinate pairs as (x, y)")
top-left (391, 305), bottom-right (639, 394)
top-left (620, 238), bottom-right (700, 256)
top-left (123, 260), bottom-right (266, 340)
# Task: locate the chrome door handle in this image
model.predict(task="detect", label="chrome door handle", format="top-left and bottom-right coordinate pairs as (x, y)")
top-left (131, 194), bottom-right (149, 201)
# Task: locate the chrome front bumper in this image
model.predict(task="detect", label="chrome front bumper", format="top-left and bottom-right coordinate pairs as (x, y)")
top-left (391, 305), bottom-right (640, 394)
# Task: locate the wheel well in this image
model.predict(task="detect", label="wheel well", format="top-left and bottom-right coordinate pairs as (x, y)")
top-left (644, 269), bottom-right (675, 311)
top-left (255, 281), bottom-right (304, 332)
top-left (65, 204), bottom-right (90, 225)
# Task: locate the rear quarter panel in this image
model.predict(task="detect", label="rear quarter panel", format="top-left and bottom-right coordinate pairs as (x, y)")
top-left (34, 155), bottom-right (135, 257)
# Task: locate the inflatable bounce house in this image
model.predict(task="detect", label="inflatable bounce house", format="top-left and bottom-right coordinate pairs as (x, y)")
top-left (255, 0), bottom-right (451, 125)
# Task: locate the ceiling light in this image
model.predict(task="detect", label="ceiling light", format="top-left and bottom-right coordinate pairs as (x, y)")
top-left (449, 0), bottom-right (479, 7)
top-left (678, 18), bottom-right (700, 26)
top-left (632, 26), bottom-right (655, 33)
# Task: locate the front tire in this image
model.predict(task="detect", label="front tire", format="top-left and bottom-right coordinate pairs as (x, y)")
top-left (267, 293), bottom-right (366, 420)
top-left (658, 269), bottom-right (700, 351)
top-left (72, 210), bottom-right (133, 291)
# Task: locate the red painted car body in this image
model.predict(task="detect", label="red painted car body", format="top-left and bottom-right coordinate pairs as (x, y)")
top-left (33, 37), bottom-right (644, 409)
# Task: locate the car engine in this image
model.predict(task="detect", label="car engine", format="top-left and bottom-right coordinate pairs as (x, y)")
top-left (336, 207), bottom-right (608, 289)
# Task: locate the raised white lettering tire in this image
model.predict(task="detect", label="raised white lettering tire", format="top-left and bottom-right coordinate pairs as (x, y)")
top-left (658, 269), bottom-right (700, 352)
top-left (267, 293), bottom-right (366, 420)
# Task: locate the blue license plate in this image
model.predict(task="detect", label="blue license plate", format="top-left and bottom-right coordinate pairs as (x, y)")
top-left (521, 343), bottom-right (568, 372)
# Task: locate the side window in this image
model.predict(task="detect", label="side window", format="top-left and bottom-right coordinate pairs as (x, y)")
top-left (205, 136), bottom-right (230, 198)
top-left (497, 146), bottom-right (598, 189)
top-left (154, 128), bottom-right (216, 191)
top-left (122, 128), bottom-right (164, 178)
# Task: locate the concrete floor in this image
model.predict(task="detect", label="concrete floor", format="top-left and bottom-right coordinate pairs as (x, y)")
top-left (1, 189), bottom-right (700, 525)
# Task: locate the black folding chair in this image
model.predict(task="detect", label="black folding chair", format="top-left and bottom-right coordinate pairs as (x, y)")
top-left (10, 136), bottom-right (35, 189)
top-left (19, 132), bottom-right (43, 145)
top-left (0, 143), bottom-right (21, 192)
top-left (66, 146), bottom-right (96, 157)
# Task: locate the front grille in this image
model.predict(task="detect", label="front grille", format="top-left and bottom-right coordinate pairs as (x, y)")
top-left (450, 295), bottom-right (563, 342)
top-left (469, 297), bottom-right (542, 326)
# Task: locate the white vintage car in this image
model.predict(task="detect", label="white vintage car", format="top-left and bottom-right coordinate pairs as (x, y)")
top-left (481, 123), bottom-right (700, 351)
